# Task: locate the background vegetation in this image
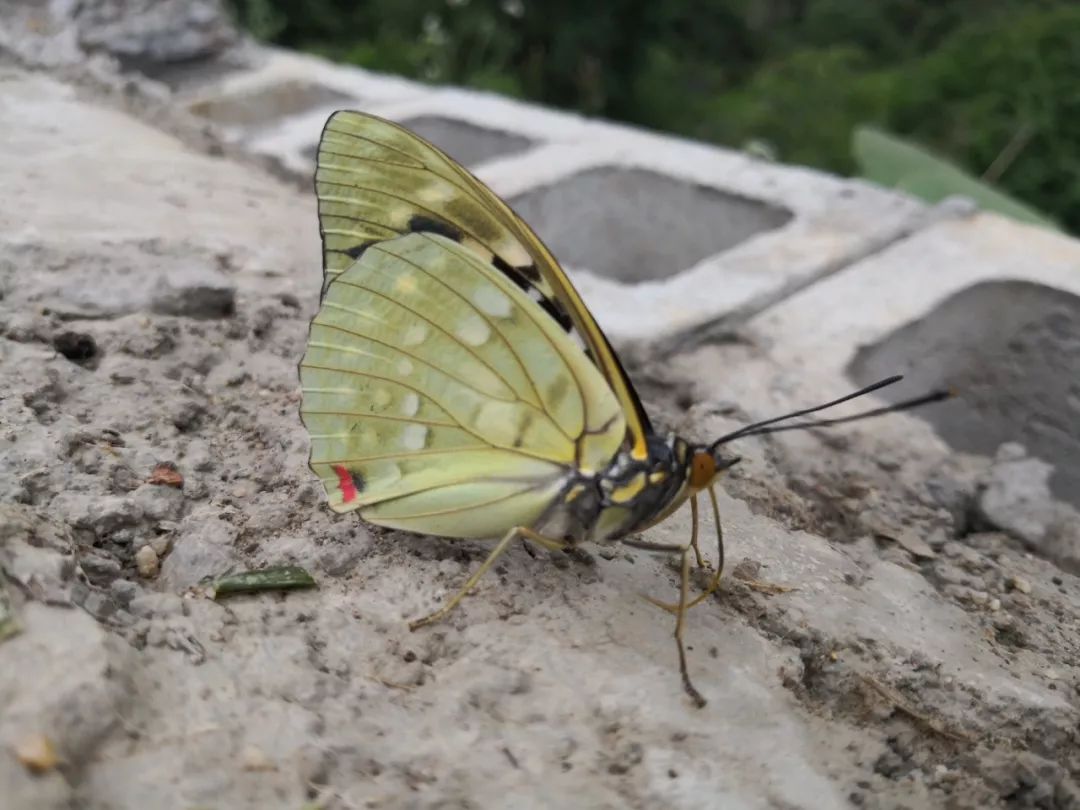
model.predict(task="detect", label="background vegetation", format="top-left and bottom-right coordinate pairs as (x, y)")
top-left (229, 0), bottom-right (1080, 232)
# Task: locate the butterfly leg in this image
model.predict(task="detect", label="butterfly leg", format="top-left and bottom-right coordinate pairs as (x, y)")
top-left (408, 526), bottom-right (567, 632)
top-left (620, 535), bottom-right (708, 706)
top-left (675, 544), bottom-right (707, 708)
top-left (688, 494), bottom-right (708, 569)
top-left (692, 485), bottom-right (726, 603)
top-left (637, 488), bottom-right (726, 613)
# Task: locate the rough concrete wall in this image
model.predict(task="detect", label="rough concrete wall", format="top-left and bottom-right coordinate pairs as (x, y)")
top-left (2, 10), bottom-right (1080, 810)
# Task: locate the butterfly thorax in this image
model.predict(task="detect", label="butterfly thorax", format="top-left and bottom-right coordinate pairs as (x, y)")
top-left (538, 434), bottom-right (696, 545)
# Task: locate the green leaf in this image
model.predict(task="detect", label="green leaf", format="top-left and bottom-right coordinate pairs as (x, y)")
top-left (0, 576), bottom-right (20, 643)
top-left (853, 126), bottom-right (1058, 229)
top-left (209, 565), bottom-right (317, 599)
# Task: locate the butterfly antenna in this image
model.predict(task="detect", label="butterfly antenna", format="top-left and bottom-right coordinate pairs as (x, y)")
top-left (710, 376), bottom-right (953, 449)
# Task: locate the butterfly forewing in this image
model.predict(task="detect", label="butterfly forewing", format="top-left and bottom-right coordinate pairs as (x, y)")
top-left (300, 232), bottom-right (625, 537)
top-left (315, 111), bottom-right (652, 459)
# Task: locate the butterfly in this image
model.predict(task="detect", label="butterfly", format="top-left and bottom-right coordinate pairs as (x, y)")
top-left (299, 111), bottom-right (948, 706)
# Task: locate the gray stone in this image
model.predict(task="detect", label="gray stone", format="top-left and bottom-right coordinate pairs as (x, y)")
top-left (78, 551), bottom-right (123, 584)
top-left (0, 0), bottom-right (237, 75)
top-left (159, 509), bottom-right (238, 587)
top-left (51, 493), bottom-right (143, 540)
top-left (170, 399), bottom-right (208, 432)
top-left (109, 578), bottom-right (139, 605)
top-left (0, 2), bottom-right (86, 68)
top-left (1042, 516), bottom-right (1080, 576)
top-left (151, 263), bottom-right (236, 319)
top-left (28, 250), bottom-right (237, 321)
top-left (977, 444), bottom-right (1058, 546)
top-left (131, 483), bottom-right (186, 523)
top-left (80, 589), bottom-right (117, 620)
top-left (75, 0), bottom-right (238, 66)
top-left (183, 438), bottom-right (216, 473)
top-left (128, 591), bottom-right (185, 618)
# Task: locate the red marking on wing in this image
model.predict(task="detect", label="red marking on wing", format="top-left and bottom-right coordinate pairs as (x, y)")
top-left (333, 464), bottom-right (358, 503)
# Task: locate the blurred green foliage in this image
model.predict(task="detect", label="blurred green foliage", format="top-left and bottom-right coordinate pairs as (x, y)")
top-left (229, 0), bottom-right (1080, 231)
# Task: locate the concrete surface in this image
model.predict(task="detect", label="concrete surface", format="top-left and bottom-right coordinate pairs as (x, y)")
top-left (2, 17), bottom-right (1080, 810)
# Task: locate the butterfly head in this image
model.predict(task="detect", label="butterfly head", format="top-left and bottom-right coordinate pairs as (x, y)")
top-left (687, 446), bottom-right (741, 493)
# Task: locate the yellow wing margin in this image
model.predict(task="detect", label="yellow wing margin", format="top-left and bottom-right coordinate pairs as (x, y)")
top-left (315, 110), bottom-right (652, 460)
top-left (299, 232), bottom-right (626, 538)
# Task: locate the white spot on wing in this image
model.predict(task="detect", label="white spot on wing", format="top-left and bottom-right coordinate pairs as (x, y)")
top-left (402, 424), bottom-right (428, 450)
top-left (472, 285), bottom-right (513, 319)
top-left (456, 314), bottom-right (491, 346)
top-left (396, 358), bottom-right (414, 376)
top-left (373, 388), bottom-right (392, 408)
top-left (403, 323), bottom-right (427, 346)
top-left (402, 393), bottom-right (420, 417)
top-left (418, 183), bottom-right (455, 205)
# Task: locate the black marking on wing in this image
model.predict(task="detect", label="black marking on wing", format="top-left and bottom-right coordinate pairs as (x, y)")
top-left (345, 243), bottom-right (370, 260)
top-left (492, 254), bottom-right (541, 283)
top-left (351, 469), bottom-right (366, 494)
top-left (537, 298), bottom-right (574, 332)
top-left (408, 214), bottom-right (464, 242)
top-left (490, 255), bottom-right (574, 332)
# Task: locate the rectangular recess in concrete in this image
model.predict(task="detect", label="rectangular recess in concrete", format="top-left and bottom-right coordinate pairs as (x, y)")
top-left (473, 138), bottom-right (925, 346)
top-left (397, 115), bottom-right (534, 168)
top-left (188, 79), bottom-right (353, 129)
top-left (509, 167), bottom-right (792, 283)
top-left (744, 213), bottom-right (1080, 500)
top-left (848, 278), bottom-right (1080, 509)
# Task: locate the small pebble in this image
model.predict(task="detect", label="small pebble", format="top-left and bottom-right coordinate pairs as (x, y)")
top-left (129, 592), bottom-right (184, 618)
top-left (148, 533), bottom-right (172, 557)
top-left (15, 732), bottom-right (59, 773)
top-left (148, 463), bottom-right (184, 488)
top-left (135, 545), bottom-right (159, 578)
top-left (241, 745), bottom-right (277, 771)
top-left (1008, 576), bottom-right (1032, 594)
top-left (110, 578), bottom-right (139, 605)
top-left (989, 598), bottom-right (1001, 612)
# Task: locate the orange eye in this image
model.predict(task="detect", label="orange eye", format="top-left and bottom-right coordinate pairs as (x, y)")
top-left (689, 451), bottom-right (716, 489)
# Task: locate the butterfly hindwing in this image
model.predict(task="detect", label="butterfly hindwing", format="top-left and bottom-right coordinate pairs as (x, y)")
top-left (300, 232), bottom-right (626, 537)
top-left (315, 111), bottom-right (653, 460)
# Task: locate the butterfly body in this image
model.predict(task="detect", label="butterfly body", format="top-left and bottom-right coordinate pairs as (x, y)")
top-left (525, 433), bottom-right (696, 545)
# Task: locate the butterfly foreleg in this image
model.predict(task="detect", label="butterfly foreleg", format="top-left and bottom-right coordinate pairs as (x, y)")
top-left (634, 489), bottom-right (726, 614)
top-left (692, 485), bottom-right (726, 604)
top-left (622, 535), bottom-right (708, 708)
top-left (687, 494), bottom-right (707, 570)
top-left (408, 526), bottom-right (568, 632)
